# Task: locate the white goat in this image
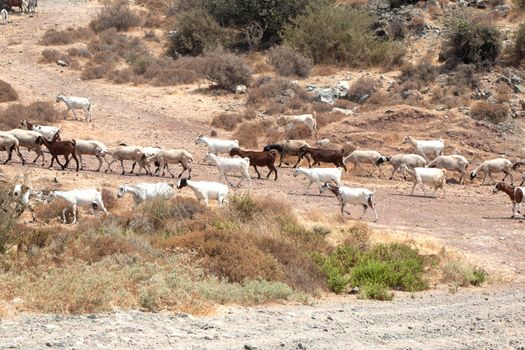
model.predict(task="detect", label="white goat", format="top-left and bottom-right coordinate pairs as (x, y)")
top-left (11, 184), bottom-right (47, 221)
top-left (278, 113), bottom-right (318, 137)
top-left (399, 164), bottom-right (446, 197)
top-left (403, 136), bottom-right (444, 161)
top-left (0, 132), bottom-right (25, 165)
top-left (1, 9), bottom-right (8, 24)
top-left (21, 120), bottom-right (61, 141)
top-left (195, 135), bottom-right (239, 158)
top-left (117, 182), bottom-right (175, 207)
top-left (343, 150), bottom-right (389, 177)
top-left (323, 183), bottom-right (377, 221)
top-left (146, 149), bottom-right (193, 178)
top-left (75, 140), bottom-right (108, 171)
top-left (293, 167), bottom-right (342, 194)
top-left (376, 153), bottom-right (427, 180)
top-left (204, 153), bottom-right (251, 189)
top-left (470, 158), bottom-right (513, 185)
top-left (177, 177), bottom-right (229, 206)
top-left (6, 129), bottom-right (45, 165)
top-left (56, 95), bottom-right (92, 122)
top-left (427, 155), bottom-right (469, 183)
top-left (105, 145), bottom-right (147, 175)
top-left (46, 189), bottom-right (107, 224)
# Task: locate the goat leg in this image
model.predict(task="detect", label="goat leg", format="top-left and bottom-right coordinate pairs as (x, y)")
top-left (253, 165), bottom-right (261, 179)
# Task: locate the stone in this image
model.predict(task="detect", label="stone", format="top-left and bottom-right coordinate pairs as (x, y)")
top-left (235, 85), bottom-right (247, 94)
top-left (56, 60), bottom-right (68, 67)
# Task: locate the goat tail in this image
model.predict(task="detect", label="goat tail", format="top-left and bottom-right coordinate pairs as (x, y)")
top-left (71, 139), bottom-right (76, 146)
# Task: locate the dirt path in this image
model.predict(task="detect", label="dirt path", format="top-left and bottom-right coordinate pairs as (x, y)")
top-left (1, 288), bottom-right (524, 349)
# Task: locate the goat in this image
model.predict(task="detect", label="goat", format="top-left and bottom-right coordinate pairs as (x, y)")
top-left (131, 146), bottom-right (162, 175)
top-left (376, 153), bottom-right (427, 180)
top-left (195, 135), bottom-right (239, 159)
top-left (293, 167), bottom-right (342, 194)
top-left (56, 94), bottom-right (92, 121)
top-left (263, 140), bottom-right (310, 167)
top-left (298, 145), bottom-right (346, 171)
top-left (105, 145), bottom-right (148, 175)
top-left (399, 164), bottom-right (446, 197)
top-left (0, 132), bottom-right (25, 165)
top-left (323, 183), bottom-right (377, 221)
top-left (426, 155), bottom-right (469, 183)
top-left (204, 153), bottom-right (251, 189)
top-left (177, 177), bottom-right (229, 206)
top-left (470, 158), bottom-right (513, 185)
top-left (11, 184), bottom-right (46, 221)
top-left (46, 189), bottom-right (107, 224)
top-left (75, 140), bottom-right (108, 171)
top-left (27, 0), bottom-right (36, 13)
top-left (7, 129), bottom-right (45, 165)
top-left (277, 113), bottom-right (318, 137)
top-left (117, 182), bottom-right (175, 207)
top-left (20, 120), bottom-right (61, 141)
top-left (229, 147), bottom-right (278, 180)
top-left (39, 133), bottom-right (79, 171)
top-left (344, 150), bottom-right (389, 177)
top-left (146, 149), bottom-right (193, 178)
top-left (403, 136), bottom-right (444, 161)
top-left (1, 9), bottom-right (8, 24)
top-left (493, 182), bottom-right (525, 218)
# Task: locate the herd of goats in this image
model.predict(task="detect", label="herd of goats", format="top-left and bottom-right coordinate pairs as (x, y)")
top-left (1, 94), bottom-right (525, 224)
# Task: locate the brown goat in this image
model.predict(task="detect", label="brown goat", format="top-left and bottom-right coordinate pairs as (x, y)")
top-left (298, 145), bottom-right (347, 171)
top-left (39, 133), bottom-right (79, 171)
top-left (493, 182), bottom-right (524, 218)
top-left (229, 147), bottom-right (278, 180)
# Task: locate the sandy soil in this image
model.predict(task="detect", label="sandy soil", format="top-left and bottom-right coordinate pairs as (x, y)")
top-left (1, 1), bottom-right (525, 348)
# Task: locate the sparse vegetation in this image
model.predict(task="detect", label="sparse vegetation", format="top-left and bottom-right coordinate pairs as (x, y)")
top-left (268, 46), bottom-right (312, 78)
top-left (0, 80), bottom-right (18, 103)
top-left (200, 51), bottom-right (252, 91)
top-left (441, 261), bottom-right (487, 287)
top-left (348, 77), bottom-right (378, 102)
top-left (39, 27), bottom-right (93, 46)
top-left (507, 23), bottom-right (525, 67)
top-left (512, 0), bottom-right (525, 8)
top-left (470, 101), bottom-right (509, 123)
top-left (440, 13), bottom-right (502, 67)
top-left (0, 102), bottom-right (59, 129)
top-left (90, 0), bottom-right (142, 32)
top-left (283, 5), bottom-right (405, 66)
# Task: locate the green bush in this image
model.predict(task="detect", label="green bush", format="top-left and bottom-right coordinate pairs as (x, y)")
top-left (440, 14), bottom-right (502, 67)
top-left (90, 0), bottom-right (141, 32)
top-left (441, 261), bottom-right (487, 287)
top-left (283, 5), bottom-right (405, 66)
top-left (167, 9), bottom-right (228, 57)
top-left (360, 282), bottom-right (393, 301)
top-left (508, 23), bottom-right (525, 67)
top-left (200, 51), bottom-right (252, 91)
top-left (268, 46), bottom-right (312, 77)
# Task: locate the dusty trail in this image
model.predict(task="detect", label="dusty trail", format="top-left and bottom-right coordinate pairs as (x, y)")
top-left (1, 288), bottom-right (524, 349)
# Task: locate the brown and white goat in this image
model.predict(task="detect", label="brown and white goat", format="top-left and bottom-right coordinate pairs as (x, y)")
top-left (39, 133), bottom-right (79, 171)
top-left (230, 147), bottom-right (278, 180)
top-left (493, 182), bottom-right (524, 218)
top-left (298, 145), bottom-right (347, 171)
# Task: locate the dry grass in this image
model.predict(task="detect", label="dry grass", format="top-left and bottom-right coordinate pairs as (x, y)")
top-left (0, 101), bottom-right (60, 129)
top-left (0, 80), bottom-right (18, 103)
top-left (39, 27), bottom-right (93, 46)
top-left (470, 101), bottom-right (509, 123)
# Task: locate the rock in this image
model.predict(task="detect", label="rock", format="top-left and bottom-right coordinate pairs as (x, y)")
top-left (56, 60), bottom-right (68, 67)
top-left (244, 345), bottom-right (257, 350)
top-left (493, 4), bottom-right (510, 17)
top-left (350, 287), bottom-right (360, 294)
top-left (53, 176), bottom-right (59, 183)
top-left (476, 0), bottom-right (487, 8)
top-left (520, 100), bottom-right (525, 110)
top-left (358, 94), bottom-right (370, 103)
top-left (401, 90), bottom-right (422, 99)
top-left (235, 85), bottom-right (247, 94)
top-left (514, 85), bottom-right (525, 94)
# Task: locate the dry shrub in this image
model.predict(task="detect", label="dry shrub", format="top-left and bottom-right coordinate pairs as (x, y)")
top-left (143, 58), bottom-right (200, 86)
top-left (144, 30), bottom-right (160, 41)
top-left (39, 49), bottom-right (80, 69)
top-left (0, 101), bottom-right (59, 129)
top-left (367, 91), bottom-right (394, 107)
top-left (247, 76), bottom-right (311, 113)
top-left (470, 101), bottom-right (508, 123)
top-left (268, 46), bottom-right (312, 78)
top-left (513, 0), bottom-right (525, 7)
top-left (408, 15), bottom-right (426, 35)
top-left (200, 51), bottom-right (252, 92)
top-left (233, 121), bottom-right (260, 148)
top-left (169, 230), bottom-right (285, 283)
top-left (445, 64), bottom-right (479, 93)
top-left (81, 63), bottom-right (114, 80)
top-left (0, 80), bottom-right (18, 103)
top-left (90, 0), bottom-right (141, 32)
top-left (495, 82), bottom-right (512, 103)
top-left (142, 11), bottom-right (164, 28)
top-left (74, 234), bottom-right (136, 263)
top-left (39, 27), bottom-right (93, 46)
top-left (348, 77), bottom-right (378, 102)
top-left (67, 47), bottom-right (93, 58)
top-left (400, 60), bottom-right (436, 88)
top-left (211, 113), bottom-right (243, 131)
top-left (507, 23), bottom-right (525, 67)
top-left (101, 188), bottom-right (117, 211)
top-left (315, 111), bottom-right (345, 129)
top-left (35, 199), bottom-right (74, 224)
top-left (285, 123), bottom-right (312, 139)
